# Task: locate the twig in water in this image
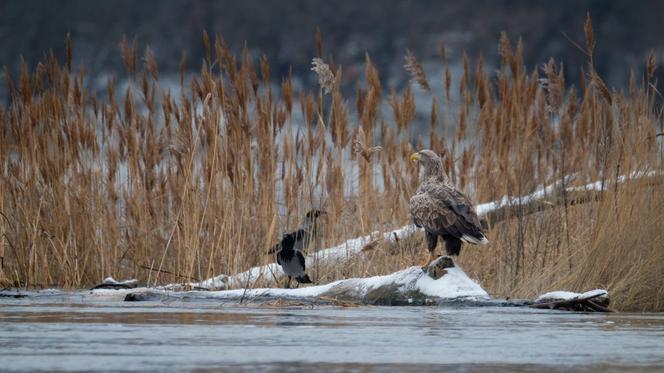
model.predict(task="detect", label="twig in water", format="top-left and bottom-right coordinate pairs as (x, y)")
top-left (140, 264), bottom-right (200, 282)
top-left (239, 272), bottom-right (252, 305)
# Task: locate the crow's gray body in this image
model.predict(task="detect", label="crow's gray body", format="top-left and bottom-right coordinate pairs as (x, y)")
top-left (275, 234), bottom-right (311, 285)
top-left (268, 210), bottom-right (324, 288)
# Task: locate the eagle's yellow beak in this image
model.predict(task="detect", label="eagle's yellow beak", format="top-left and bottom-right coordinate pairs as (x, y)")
top-left (409, 152), bottom-right (421, 162)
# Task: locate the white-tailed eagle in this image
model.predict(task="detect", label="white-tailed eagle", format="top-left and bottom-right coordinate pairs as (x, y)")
top-left (409, 150), bottom-right (488, 267)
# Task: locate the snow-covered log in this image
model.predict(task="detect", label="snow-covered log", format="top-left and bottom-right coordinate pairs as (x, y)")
top-left (480, 171), bottom-right (663, 226)
top-left (90, 277), bottom-right (139, 290)
top-left (111, 256), bottom-right (489, 305)
top-left (93, 260), bottom-right (611, 312)
top-left (530, 289), bottom-right (612, 312)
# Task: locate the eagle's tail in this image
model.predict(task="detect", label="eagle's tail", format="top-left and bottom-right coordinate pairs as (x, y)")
top-left (461, 234), bottom-right (489, 245)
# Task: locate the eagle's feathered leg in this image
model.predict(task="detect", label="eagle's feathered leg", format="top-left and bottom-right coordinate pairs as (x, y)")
top-left (443, 236), bottom-right (462, 256)
top-left (421, 231), bottom-right (439, 269)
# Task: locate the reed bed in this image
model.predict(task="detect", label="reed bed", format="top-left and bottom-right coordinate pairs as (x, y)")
top-left (1, 18), bottom-right (662, 310)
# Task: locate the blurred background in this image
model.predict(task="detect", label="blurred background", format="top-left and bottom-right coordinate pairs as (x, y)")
top-left (2, 0), bottom-right (664, 99)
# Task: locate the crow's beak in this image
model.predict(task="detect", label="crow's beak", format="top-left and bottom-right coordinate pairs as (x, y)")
top-left (409, 152), bottom-right (421, 162)
top-left (267, 245), bottom-right (280, 255)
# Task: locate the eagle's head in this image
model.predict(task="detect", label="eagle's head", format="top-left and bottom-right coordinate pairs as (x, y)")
top-left (409, 149), bottom-right (447, 182)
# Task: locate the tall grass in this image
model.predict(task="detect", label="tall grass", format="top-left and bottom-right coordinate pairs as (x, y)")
top-left (1, 18), bottom-right (662, 310)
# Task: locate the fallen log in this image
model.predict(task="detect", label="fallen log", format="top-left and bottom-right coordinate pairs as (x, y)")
top-left (529, 289), bottom-right (613, 312)
top-left (112, 256), bottom-right (489, 305)
top-left (98, 259), bottom-right (612, 313)
top-left (90, 277), bottom-right (139, 290)
top-left (481, 172), bottom-right (664, 227)
top-left (0, 291), bottom-right (27, 298)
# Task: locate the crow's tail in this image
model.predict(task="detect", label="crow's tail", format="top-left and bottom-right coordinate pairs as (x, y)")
top-left (296, 274), bottom-right (312, 284)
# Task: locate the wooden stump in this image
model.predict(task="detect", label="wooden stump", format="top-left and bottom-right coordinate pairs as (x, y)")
top-left (425, 255), bottom-right (455, 280)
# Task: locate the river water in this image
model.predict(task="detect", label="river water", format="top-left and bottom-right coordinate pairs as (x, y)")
top-left (1, 293), bottom-right (664, 372)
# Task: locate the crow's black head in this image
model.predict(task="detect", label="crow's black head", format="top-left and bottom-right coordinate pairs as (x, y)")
top-left (281, 233), bottom-right (296, 247)
top-left (305, 209), bottom-right (325, 219)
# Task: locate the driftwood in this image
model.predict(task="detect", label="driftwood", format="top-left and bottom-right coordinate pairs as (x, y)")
top-left (318, 256), bottom-right (458, 306)
top-left (120, 257), bottom-right (605, 314)
top-left (0, 291), bottom-right (27, 298)
top-left (482, 174), bottom-right (664, 227)
top-left (91, 283), bottom-right (135, 290)
top-left (90, 278), bottom-right (139, 290)
top-left (482, 189), bottom-right (598, 228)
top-left (120, 256), bottom-right (488, 306)
top-left (116, 256), bottom-right (613, 312)
top-left (529, 291), bottom-right (613, 312)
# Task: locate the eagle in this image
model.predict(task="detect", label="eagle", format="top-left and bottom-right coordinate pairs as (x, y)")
top-left (267, 210), bottom-right (325, 288)
top-left (409, 150), bottom-right (488, 268)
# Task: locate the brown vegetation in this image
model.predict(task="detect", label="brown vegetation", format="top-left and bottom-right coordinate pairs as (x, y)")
top-left (1, 17), bottom-right (662, 311)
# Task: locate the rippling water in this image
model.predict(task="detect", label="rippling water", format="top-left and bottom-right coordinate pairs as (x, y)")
top-left (1, 293), bottom-right (664, 372)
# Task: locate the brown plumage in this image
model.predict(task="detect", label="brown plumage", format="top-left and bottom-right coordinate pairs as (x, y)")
top-left (409, 149), bottom-right (488, 267)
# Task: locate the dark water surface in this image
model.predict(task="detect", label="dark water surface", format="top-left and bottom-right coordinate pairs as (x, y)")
top-left (1, 292), bottom-right (664, 372)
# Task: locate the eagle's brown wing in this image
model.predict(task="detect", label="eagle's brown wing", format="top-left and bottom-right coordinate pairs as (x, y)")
top-left (409, 183), bottom-right (486, 243)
